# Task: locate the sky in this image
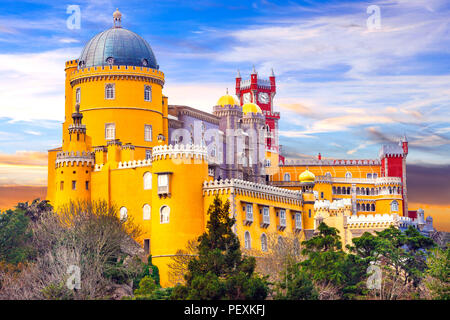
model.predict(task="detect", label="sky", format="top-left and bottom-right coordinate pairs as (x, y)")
top-left (0, 0), bottom-right (449, 230)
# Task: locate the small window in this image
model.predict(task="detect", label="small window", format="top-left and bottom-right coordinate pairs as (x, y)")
top-left (320, 192), bottom-right (324, 199)
top-left (143, 172), bottom-right (152, 190)
top-left (367, 173), bottom-right (372, 179)
top-left (244, 231), bottom-right (251, 249)
top-left (391, 201), bottom-right (399, 212)
top-left (144, 85), bottom-right (152, 102)
top-left (160, 205), bottom-right (170, 224)
top-left (279, 209), bottom-right (286, 227)
top-left (283, 173), bottom-right (291, 182)
top-left (85, 181), bottom-right (89, 190)
top-left (143, 239), bottom-right (150, 254)
top-left (157, 174), bottom-right (169, 195)
top-left (119, 207), bottom-right (128, 221)
top-left (208, 167), bottom-right (215, 176)
top-left (105, 123), bottom-right (115, 140)
top-left (308, 209), bottom-right (311, 218)
top-left (295, 213), bottom-right (302, 229)
top-left (246, 204), bottom-right (253, 221)
top-left (145, 149), bottom-right (152, 160)
top-left (261, 233), bottom-right (268, 252)
top-left (76, 88), bottom-right (81, 103)
top-left (263, 207), bottom-right (270, 225)
top-left (72, 180), bottom-right (76, 190)
top-left (325, 172), bottom-right (332, 178)
top-left (373, 173), bottom-right (378, 179)
top-left (60, 181), bottom-right (64, 190)
top-left (144, 124), bottom-right (152, 142)
top-left (345, 172), bottom-right (352, 179)
top-left (105, 83), bottom-right (115, 100)
top-left (143, 204), bottom-right (151, 220)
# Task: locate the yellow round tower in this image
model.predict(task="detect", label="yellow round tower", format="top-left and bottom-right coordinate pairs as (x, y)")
top-left (299, 169), bottom-right (316, 230)
top-left (63, 10), bottom-right (168, 160)
top-left (54, 105), bottom-right (94, 209)
top-left (150, 143), bottom-right (209, 286)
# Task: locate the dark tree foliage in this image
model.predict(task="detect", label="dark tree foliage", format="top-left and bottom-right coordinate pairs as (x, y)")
top-left (0, 209), bottom-right (35, 264)
top-left (171, 196), bottom-right (268, 300)
top-left (15, 198), bottom-right (52, 222)
top-left (300, 223), bottom-right (368, 299)
top-left (350, 226), bottom-right (436, 287)
top-left (275, 264), bottom-right (318, 300)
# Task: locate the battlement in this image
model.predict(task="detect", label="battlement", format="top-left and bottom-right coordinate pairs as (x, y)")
top-left (117, 159), bottom-right (152, 169)
top-left (203, 178), bottom-right (302, 203)
top-left (152, 144), bottom-right (208, 161)
top-left (55, 151), bottom-right (95, 168)
top-left (346, 213), bottom-right (414, 229)
top-left (379, 144), bottom-right (404, 159)
top-left (65, 59), bottom-right (79, 69)
top-left (69, 64), bottom-right (165, 86)
top-left (314, 198), bottom-right (352, 211)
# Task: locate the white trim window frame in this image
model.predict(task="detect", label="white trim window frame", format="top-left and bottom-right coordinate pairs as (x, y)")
top-left (144, 124), bottom-right (152, 142)
top-left (144, 85), bottom-right (152, 102)
top-left (280, 209), bottom-right (286, 227)
top-left (105, 83), bottom-right (115, 100)
top-left (76, 87), bottom-right (81, 104)
top-left (105, 123), bottom-right (115, 140)
top-left (263, 207), bottom-right (270, 225)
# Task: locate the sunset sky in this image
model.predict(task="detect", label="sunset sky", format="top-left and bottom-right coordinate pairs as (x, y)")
top-left (0, 0), bottom-right (448, 230)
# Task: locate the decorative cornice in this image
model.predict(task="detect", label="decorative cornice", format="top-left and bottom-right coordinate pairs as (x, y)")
top-left (152, 144), bottom-right (208, 161)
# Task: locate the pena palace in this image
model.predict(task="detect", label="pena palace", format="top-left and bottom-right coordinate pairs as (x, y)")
top-left (47, 10), bottom-right (435, 286)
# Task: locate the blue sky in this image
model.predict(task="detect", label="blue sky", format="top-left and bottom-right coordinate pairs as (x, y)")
top-left (0, 0), bottom-right (449, 171)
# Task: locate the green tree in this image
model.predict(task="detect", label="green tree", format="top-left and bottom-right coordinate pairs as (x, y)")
top-left (300, 223), bottom-right (367, 299)
top-left (171, 196), bottom-right (268, 300)
top-left (275, 263), bottom-right (318, 300)
top-left (0, 209), bottom-right (35, 264)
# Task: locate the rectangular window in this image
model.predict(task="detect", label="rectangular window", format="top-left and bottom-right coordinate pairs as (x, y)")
top-left (157, 174), bottom-right (169, 194)
top-left (144, 85), bottom-right (152, 102)
top-left (144, 239), bottom-right (150, 255)
top-left (85, 181), bottom-right (89, 190)
top-left (105, 123), bottom-right (115, 140)
top-left (263, 207), bottom-right (270, 225)
top-left (295, 213), bottom-right (302, 230)
top-left (105, 83), bottom-right (115, 100)
top-left (280, 209), bottom-right (286, 227)
top-left (72, 180), bottom-right (76, 190)
top-left (145, 149), bottom-right (152, 160)
top-left (60, 181), bottom-right (64, 190)
top-left (321, 192), bottom-right (324, 199)
top-left (246, 204), bottom-right (253, 221)
top-left (76, 88), bottom-right (81, 103)
top-left (144, 124), bottom-right (152, 142)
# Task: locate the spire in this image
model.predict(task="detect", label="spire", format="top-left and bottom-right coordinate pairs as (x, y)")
top-left (271, 68), bottom-right (275, 77)
top-left (251, 65), bottom-right (257, 75)
top-left (113, 8), bottom-right (122, 28)
top-left (236, 69), bottom-right (241, 78)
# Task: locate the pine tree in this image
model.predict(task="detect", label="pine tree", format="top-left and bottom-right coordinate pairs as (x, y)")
top-left (172, 196), bottom-right (268, 300)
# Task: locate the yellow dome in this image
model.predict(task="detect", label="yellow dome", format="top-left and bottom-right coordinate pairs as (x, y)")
top-left (217, 94), bottom-right (239, 107)
top-left (242, 102), bottom-right (262, 115)
top-left (299, 169), bottom-right (315, 183)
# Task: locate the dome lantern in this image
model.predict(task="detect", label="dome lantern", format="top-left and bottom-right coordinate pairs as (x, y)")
top-left (113, 8), bottom-right (122, 28)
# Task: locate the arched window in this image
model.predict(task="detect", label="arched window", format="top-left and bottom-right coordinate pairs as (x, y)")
top-left (261, 233), bottom-right (268, 252)
top-left (143, 172), bottom-right (152, 190)
top-left (366, 188), bottom-right (370, 195)
top-left (389, 186), bottom-right (392, 194)
top-left (371, 203), bottom-right (375, 212)
top-left (337, 187), bottom-right (341, 194)
top-left (332, 186), bottom-right (336, 194)
top-left (367, 173), bottom-right (372, 179)
top-left (160, 205), bottom-right (170, 224)
top-left (391, 201), bottom-right (399, 212)
top-left (347, 187), bottom-right (351, 194)
top-left (345, 172), bottom-right (352, 179)
top-left (325, 172), bottom-right (332, 178)
top-left (357, 203), bottom-right (361, 211)
top-left (105, 83), bottom-right (115, 100)
top-left (119, 207), bottom-right (128, 221)
top-left (144, 85), bottom-right (152, 102)
top-left (361, 203), bottom-right (366, 211)
top-left (76, 88), bottom-right (81, 103)
top-left (283, 173), bottom-right (291, 182)
top-left (373, 173), bottom-right (378, 179)
top-left (371, 188), bottom-right (375, 195)
top-left (143, 204), bottom-right (151, 220)
top-left (356, 187), bottom-right (360, 195)
top-left (244, 231), bottom-right (251, 249)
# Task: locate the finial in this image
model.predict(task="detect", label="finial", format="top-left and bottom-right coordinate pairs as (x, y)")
top-left (113, 8), bottom-right (122, 28)
top-left (226, 88), bottom-right (229, 95)
top-left (271, 68), bottom-right (275, 77)
top-left (237, 69), bottom-right (241, 78)
top-left (251, 65), bottom-right (257, 75)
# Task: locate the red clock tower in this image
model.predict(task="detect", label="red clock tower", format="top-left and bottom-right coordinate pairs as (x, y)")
top-left (235, 66), bottom-right (280, 152)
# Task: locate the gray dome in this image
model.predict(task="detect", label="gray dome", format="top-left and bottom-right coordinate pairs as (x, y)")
top-left (78, 27), bottom-right (158, 69)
